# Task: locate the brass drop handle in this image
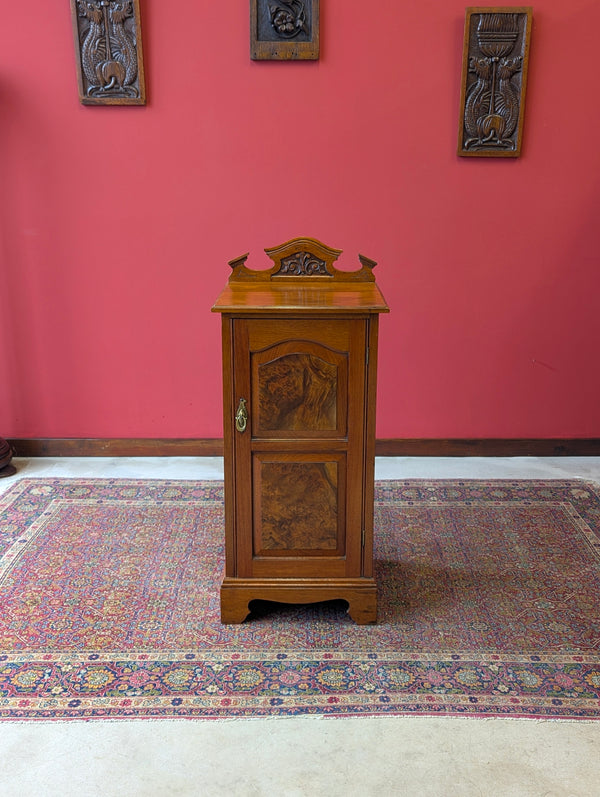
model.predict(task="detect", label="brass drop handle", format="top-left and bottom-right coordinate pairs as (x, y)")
top-left (235, 398), bottom-right (248, 433)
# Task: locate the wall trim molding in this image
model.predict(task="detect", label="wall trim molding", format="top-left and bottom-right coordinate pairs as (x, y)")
top-left (375, 439), bottom-right (600, 456)
top-left (8, 439), bottom-right (224, 458)
top-left (7, 438), bottom-right (600, 458)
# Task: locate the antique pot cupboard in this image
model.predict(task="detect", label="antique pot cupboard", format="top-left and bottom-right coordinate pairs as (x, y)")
top-left (212, 238), bottom-right (389, 624)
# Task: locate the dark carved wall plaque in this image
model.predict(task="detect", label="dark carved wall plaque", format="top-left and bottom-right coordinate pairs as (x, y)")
top-left (458, 7), bottom-right (532, 157)
top-left (70, 0), bottom-right (146, 105)
top-left (251, 0), bottom-right (319, 60)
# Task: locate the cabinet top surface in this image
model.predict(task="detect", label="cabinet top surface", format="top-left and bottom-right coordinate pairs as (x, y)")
top-left (211, 236), bottom-right (390, 315)
top-left (212, 281), bottom-right (389, 314)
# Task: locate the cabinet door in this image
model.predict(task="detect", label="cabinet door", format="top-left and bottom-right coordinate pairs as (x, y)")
top-left (232, 317), bottom-right (367, 579)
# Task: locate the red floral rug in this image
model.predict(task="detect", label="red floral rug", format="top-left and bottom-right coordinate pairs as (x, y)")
top-left (1, 478), bottom-right (599, 721)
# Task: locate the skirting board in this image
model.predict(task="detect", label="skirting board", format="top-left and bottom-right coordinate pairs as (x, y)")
top-left (7, 438), bottom-right (600, 458)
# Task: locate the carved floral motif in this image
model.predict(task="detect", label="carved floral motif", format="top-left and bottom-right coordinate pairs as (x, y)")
top-left (269, 1), bottom-right (309, 39)
top-left (276, 251), bottom-right (329, 276)
top-left (251, 0), bottom-right (319, 61)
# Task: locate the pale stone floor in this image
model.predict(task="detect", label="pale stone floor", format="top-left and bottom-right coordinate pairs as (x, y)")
top-left (1, 457), bottom-right (600, 797)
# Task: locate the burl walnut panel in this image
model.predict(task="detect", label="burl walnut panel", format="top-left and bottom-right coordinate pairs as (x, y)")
top-left (257, 353), bottom-right (338, 432)
top-left (255, 460), bottom-right (341, 553)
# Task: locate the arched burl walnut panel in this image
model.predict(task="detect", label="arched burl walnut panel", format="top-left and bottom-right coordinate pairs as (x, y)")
top-left (212, 237), bottom-right (389, 624)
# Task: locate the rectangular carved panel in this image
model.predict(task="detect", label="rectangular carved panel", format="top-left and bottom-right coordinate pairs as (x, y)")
top-left (254, 459), bottom-right (344, 555)
top-left (70, 0), bottom-right (146, 105)
top-left (251, 0), bottom-right (319, 60)
top-left (458, 7), bottom-right (532, 157)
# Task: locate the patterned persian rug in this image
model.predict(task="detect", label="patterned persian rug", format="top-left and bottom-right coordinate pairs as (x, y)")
top-left (1, 478), bottom-right (599, 722)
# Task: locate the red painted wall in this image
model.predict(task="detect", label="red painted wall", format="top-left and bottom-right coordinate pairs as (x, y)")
top-left (1, 1), bottom-right (599, 439)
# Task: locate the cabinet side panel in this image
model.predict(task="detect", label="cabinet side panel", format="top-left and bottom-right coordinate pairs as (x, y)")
top-left (344, 319), bottom-right (368, 575)
top-left (361, 315), bottom-right (379, 578)
top-left (221, 317), bottom-right (236, 577)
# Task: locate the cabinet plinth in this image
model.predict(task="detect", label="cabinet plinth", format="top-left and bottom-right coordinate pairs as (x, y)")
top-left (212, 237), bottom-right (389, 624)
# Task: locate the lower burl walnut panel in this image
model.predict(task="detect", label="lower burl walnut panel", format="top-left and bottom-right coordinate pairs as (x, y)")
top-left (256, 460), bottom-right (340, 553)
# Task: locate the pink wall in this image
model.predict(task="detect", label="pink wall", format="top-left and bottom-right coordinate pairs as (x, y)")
top-left (1, 1), bottom-right (599, 440)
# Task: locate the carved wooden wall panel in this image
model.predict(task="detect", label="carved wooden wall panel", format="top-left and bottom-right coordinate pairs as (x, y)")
top-left (458, 7), bottom-right (532, 157)
top-left (251, 0), bottom-right (319, 60)
top-left (70, 0), bottom-right (146, 105)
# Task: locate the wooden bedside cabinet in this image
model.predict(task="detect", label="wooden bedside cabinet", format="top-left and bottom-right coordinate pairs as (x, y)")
top-left (212, 237), bottom-right (389, 624)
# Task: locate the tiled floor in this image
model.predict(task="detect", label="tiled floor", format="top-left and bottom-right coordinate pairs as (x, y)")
top-left (1, 457), bottom-right (600, 797)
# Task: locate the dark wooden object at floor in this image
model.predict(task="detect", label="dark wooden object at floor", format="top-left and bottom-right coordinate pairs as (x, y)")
top-left (458, 7), bottom-right (532, 157)
top-left (70, 0), bottom-right (146, 105)
top-left (0, 437), bottom-right (16, 478)
top-left (212, 237), bottom-right (389, 624)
